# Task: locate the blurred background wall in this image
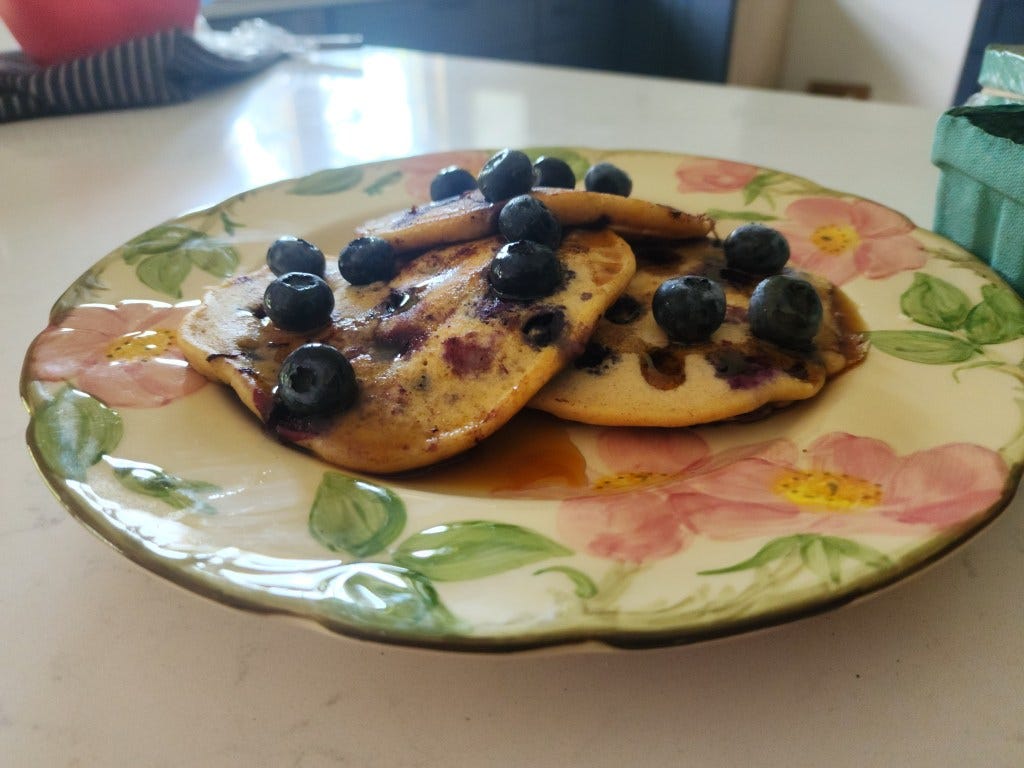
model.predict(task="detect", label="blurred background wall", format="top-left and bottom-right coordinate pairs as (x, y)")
top-left (777, 0), bottom-right (980, 108)
top-left (0, 0), bottom-right (993, 110)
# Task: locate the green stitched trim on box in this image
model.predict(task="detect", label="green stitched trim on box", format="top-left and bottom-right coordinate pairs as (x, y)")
top-left (978, 45), bottom-right (1024, 94)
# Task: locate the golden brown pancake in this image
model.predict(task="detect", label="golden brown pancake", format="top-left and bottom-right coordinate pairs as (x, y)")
top-left (179, 228), bottom-right (636, 473)
top-left (355, 188), bottom-right (713, 254)
top-left (529, 237), bottom-right (867, 427)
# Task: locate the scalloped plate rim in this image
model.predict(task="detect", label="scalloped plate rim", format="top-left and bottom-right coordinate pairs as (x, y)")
top-left (19, 148), bottom-right (1024, 653)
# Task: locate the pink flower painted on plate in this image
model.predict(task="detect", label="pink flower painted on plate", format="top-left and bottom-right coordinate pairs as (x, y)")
top-left (592, 427), bottom-right (711, 483)
top-left (558, 490), bottom-right (694, 564)
top-left (557, 429), bottom-right (711, 563)
top-left (669, 432), bottom-right (1008, 539)
top-left (558, 430), bottom-right (1007, 563)
top-left (29, 300), bottom-right (206, 408)
top-left (774, 197), bottom-right (926, 286)
top-left (675, 157), bottom-right (759, 193)
top-left (401, 150), bottom-right (492, 201)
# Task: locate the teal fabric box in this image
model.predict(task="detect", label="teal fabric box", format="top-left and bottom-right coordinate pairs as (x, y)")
top-left (931, 104), bottom-right (1024, 294)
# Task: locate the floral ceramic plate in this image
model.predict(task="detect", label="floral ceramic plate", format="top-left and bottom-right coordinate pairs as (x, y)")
top-left (20, 149), bottom-right (1024, 652)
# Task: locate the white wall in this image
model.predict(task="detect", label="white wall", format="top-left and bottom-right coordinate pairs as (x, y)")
top-left (778, 0), bottom-right (981, 109)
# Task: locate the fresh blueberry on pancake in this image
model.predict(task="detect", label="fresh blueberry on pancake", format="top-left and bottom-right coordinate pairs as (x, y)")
top-left (429, 165), bottom-right (478, 201)
top-left (263, 272), bottom-right (334, 333)
top-left (477, 149), bottom-right (534, 203)
top-left (532, 155), bottom-right (576, 189)
top-left (584, 162), bottom-right (632, 197)
top-left (723, 223), bottom-right (791, 275)
top-left (338, 236), bottom-right (397, 285)
top-left (266, 236), bottom-right (326, 277)
top-left (498, 194), bottom-right (562, 249)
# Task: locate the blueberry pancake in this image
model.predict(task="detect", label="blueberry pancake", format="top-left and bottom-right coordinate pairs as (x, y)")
top-left (528, 237), bottom-right (867, 427)
top-left (356, 188), bottom-right (713, 254)
top-left (178, 228), bottom-right (637, 473)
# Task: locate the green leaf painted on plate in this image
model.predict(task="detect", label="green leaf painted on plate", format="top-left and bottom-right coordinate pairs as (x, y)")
top-left (963, 283), bottom-right (1024, 345)
top-left (700, 534), bottom-right (805, 575)
top-left (51, 267), bottom-right (108, 322)
top-left (926, 245), bottom-right (997, 280)
top-left (109, 460), bottom-right (219, 514)
top-left (183, 239), bottom-right (239, 279)
top-left (534, 565), bottom-right (598, 598)
top-left (867, 330), bottom-right (979, 364)
top-left (741, 170), bottom-right (780, 205)
top-left (289, 167), bottom-right (364, 196)
top-left (122, 224), bottom-right (200, 263)
top-left (522, 147), bottom-right (591, 181)
top-left (700, 534), bottom-right (892, 584)
top-left (821, 536), bottom-right (893, 570)
top-left (800, 536), bottom-right (842, 584)
top-left (32, 387), bottom-right (123, 481)
top-left (704, 208), bottom-right (778, 222)
top-left (126, 230), bottom-right (238, 297)
top-left (319, 563), bottom-right (456, 633)
top-left (364, 169), bottom-right (402, 196)
top-left (135, 250), bottom-right (194, 298)
top-left (900, 273), bottom-right (971, 330)
top-left (393, 520), bottom-right (572, 581)
top-left (309, 472), bottom-right (407, 557)
top-left (219, 210), bottom-right (244, 236)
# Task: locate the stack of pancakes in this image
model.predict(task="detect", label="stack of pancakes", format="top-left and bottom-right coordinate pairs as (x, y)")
top-left (179, 188), bottom-right (866, 474)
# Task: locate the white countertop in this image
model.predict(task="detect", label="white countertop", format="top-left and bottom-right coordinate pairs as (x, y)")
top-left (2, 47), bottom-right (1022, 767)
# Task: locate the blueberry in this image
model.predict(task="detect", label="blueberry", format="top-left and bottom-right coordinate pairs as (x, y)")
top-left (339, 236), bottom-right (396, 285)
top-left (748, 274), bottom-right (823, 349)
top-left (266, 236), bottom-right (326, 277)
top-left (263, 272), bottom-right (334, 333)
top-left (652, 275), bottom-right (726, 343)
top-left (488, 240), bottom-right (562, 301)
top-left (477, 149), bottom-right (534, 203)
top-left (277, 343), bottom-right (357, 415)
top-left (498, 195), bottom-right (562, 249)
top-left (532, 156), bottom-right (576, 188)
top-left (429, 165), bottom-right (478, 201)
top-left (723, 224), bottom-right (790, 274)
top-left (584, 162), bottom-right (632, 196)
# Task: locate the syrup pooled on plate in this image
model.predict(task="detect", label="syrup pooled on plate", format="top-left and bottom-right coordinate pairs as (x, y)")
top-left (392, 410), bottom-right (589, 498)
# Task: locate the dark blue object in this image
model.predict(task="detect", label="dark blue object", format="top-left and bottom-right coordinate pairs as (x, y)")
top-left (278, 343), bottom-right (358, 415)
top-left (584, 163), bottom-right (632, 197)
top-left (533, 156), bottom-right (576, 188)
top-left (267, 236), bottom-right (326, 277)
top-left (723, 224), bottom-right (790, 275)
top-left (263, 272), bottom-right (335, 333)
top-left (339, 236), bottom-right (397, 285)
top-left (498, 195), bottom-right (562, 249)
top-left (488, 240), bottom-right (561, 301)
top-left (652, 275), bottom-right (726, 343)
top-left (429, 166), bottom-right (478, 201)
top-left (477, 149), bottom-right (534, 202)
top-left (748, 275), bottom-right (823, 350)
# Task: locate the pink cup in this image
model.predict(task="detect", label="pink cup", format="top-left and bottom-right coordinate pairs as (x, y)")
top-left (0, 0), bottom-right (200, 66)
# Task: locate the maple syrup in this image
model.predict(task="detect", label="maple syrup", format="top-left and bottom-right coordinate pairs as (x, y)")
top-left (393, 410), bottom-right (588, 498)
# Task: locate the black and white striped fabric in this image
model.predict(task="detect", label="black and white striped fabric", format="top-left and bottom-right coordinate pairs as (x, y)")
top-left (0, 28), bottom-right (282, 122)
